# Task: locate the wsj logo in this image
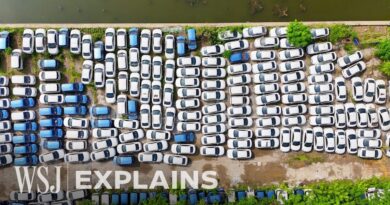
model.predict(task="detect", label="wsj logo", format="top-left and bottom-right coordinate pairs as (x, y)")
top-left (14, 166), bottom-right (62, 193)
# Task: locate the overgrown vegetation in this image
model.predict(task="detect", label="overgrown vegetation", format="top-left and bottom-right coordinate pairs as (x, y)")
top-left (328, 24), bottom-right (357, 43)
top-left (287, 20), bottom-right (312, 47)
top-left (195, 25), bottom-right (248, 45)
top-left (375, 39), bottom-right (390, 61)
top-left (287, 153), bottom-right (325, 168)
top-left (223, 50), bottom-right (232, 59)
top-left (80, 28), bottom-right (105, 41)
top-left (378, 61), bottom-right (390, 76)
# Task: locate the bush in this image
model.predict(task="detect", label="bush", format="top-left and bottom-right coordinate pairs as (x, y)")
top-left (329, 24), bottom-right (356, 43)
top-left (378, 61), bottom-right (390, 76)
top-left (287, 20), bottom-right (312, 47)
top-left (375, 39), bottom-right (390, 61)
top-left (223, 50), bottom-right (232, 59)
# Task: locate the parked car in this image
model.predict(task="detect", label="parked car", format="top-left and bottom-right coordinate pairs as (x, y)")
top-left (338, 51), bottom-right (363, 68)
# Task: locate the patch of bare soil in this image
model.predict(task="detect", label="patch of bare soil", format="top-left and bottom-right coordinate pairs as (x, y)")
top-left (240, 163), bottom-right (287, 186)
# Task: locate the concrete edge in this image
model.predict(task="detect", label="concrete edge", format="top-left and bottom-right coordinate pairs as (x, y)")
top-left (0, 21), bottom-right (389, 28)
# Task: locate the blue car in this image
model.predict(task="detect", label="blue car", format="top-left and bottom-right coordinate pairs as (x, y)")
top-left (229, 52), bottom-right (250, 64)
top-left (113, 155), bottom-right (134, 166)
top-left (0, 109), bottom-right (9, 120)
top-left (14, 155), bottom-right (38, 166)
top-left (13, 134), bottom-right (37, 144)
top-left (130, 192), bottom-right (138, 205)
top-left (178, 193), bottom-right (187, 202)
top-left (188, 189), bottom-right (198, 205)
top-left (174, 132), bottom-right (195, 143)
top-left (58, 28), bottom-right (69, 48)
top-left (127, 100), bottom-right (138, 120)
top-left (42, 140), bottom-right (63, 150)
top-left (64, 95), bottom-right (89, 104)
top-left (90, 119), bottom-right (112, 128)
top-left (39, 106), bottom-right (63, 116)
top-left (61, 83), bottom-right (84, 93)
top-left (38, 59), bottom-right (59, 70)
top-left (40, 129), bottom-right (64, 139)
top-left (39, 118), bottom-right (63, 128)
top-left (187, 28), bottom-right (197, 51)
top-left (13, 122), bottom-right (38, 132)
top-left (94, 41), bottom-right (105, 61)
top-left (120, 192), bottom-right (129, 205)
top-left (90, 106), bottom-right (110, 116)
top-left (0, 31), bottom-right (10, 50)
top-left (236, 191), bottom-right (247, 201)
top-left (294, 189), bottom-right (305, 196)
top-left (139, 192), bottom-right (148, 203)
top-left (111, 193), bottom-right (119, 205)
top-left (128, 28), bottom-right (139, 48)
top-left (176, 36), bottom-right (186, 57)
top-left (14, 144), bottom-right (38, 154)
top-left (11, 98), bottom-right (35, 109)
top-left (64, 106), bottom-right (87, 115)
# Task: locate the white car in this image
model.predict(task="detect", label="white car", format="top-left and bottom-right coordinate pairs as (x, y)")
top-left (163, 154), bottom-right (188, 166)
top-left (117, 142), bottom-right (142, 154)
top-left (357, 148), bottom-right (382, 159)
top-left (22, 29), bottom-right (34, 54)
top-left (202, 113), bottom-right (226, 124)
top-left (175, 78), bottom-right (200, 88)
top-left (143, 140), bottom-right (168, 152)
top-left (118, 71), bottom-right (129, 92)
top-left (253, 73), bottom-right (278, 84)
top-left (308, 94), bottom-right (334, 105)
top-left (13, 87), bottom-right (37, 97)
top-left (269, 27), bottom-right (287, 37)
top-left (308, 74), bottom-right (332, 84)
top-left (224, 40), bottom-right (249, 51)
top-left (105, 79), bottom-right (116, 104)
top-left (281, 93), bottom-right (307, 105)
top-left (11, 110), bottom-right (35, 121)
top-left (67, 190), bottom-right (88, 201)
top-left (282, 115), bottom-right (306, 127)
top-left (90, 148), bottom-right (116, 161)
top-left (152, 56), bottom-right (163, 80)
top-left (39, 149), bottom-right (65, 163)
top-left (151, 105), bottom-right (162, 129)
top-left (201, 134), bottom-right (226, 145)
top-left (308, 83), bottom-right (334, 94)
top-left (140, 104), bottom-right (150, 128)
top-left (309, 63), bottom-right (335, 75)
top-left (356, 103), bottom-right (368, 128)
top-left (363, 78), bottom-right (375, 103)
top-left (279, 128), bottom-right (291, 153)
top-left (140, 29), bottom-right (151, 54)
top-left (70, 29), bottom-right (81, 54)
top-left (311, 28), bottom-right (329, 39)
top-left (227, 63), bottom-right (251, 75)
top-left (35, 28), bottom-right (46, 53)
top-left (227, 74), bottom-right (251, 86)
top-left (201, 91), bottom-right (225, 102)
top-left (202, 57), bottom-right (226, 67)
top-left (281, 83), bottom-right (306, 94)
top-left (378, 107), bottom-right (390, 131)
top-left (117, 50), bottom-right (128, 71)
top-left (290, 127), bottom-right (302, 151)
top-left (279, 38), bottom-right (295, 49)
top-left (227, 149), bottom-right (252, 160)
top-left (116, 29), bottom-right (127, 49)
top-left (345, 103), bottom-right (357, 127)
top-left (81, 60), bottom-right (93, 84)
top-left (39, 94), bottom-right (64, 104)
top-left (66, 140), bottom-right (88, 151)
top-left (151, 80), bottom-right (162, 104)
top-left (376, 80), bottom-right (386, 104)
top-left (357, 138), bottom-right (382, 149)
top-left (278, 49), bottom-right (304, 61)
top-left (163, 84), bottom-right (174, 107)
top-left (0, 154), bottom-right (12, 166)
top-left (202, 68), bottom-right (227, 79)
top-left (177, 88), bottom-right (201, 98)
top-left (254, 83), bottom-right (279, 95)
top-left (37, 191), bottom-right (65, 203)
top-left (94, 63), bottom-right (105, 88)
top-left (282, 104), bottom-right (307, 116)
top-left (352, 77), bottom-right (364, 102)
top-left (256, 116), bottom-right (281, 127)
top-left (64, 117), bottom-right (88, 128)
top-left (140, 55), bottom-right (151, 79)
top-left (202, 103), bottom-right (226, 115)
top-left (12, 75), bottom-right (34, 85)
top-left (177, 67), bottom-right (200, 78)
top-left (346, 129), bottom-right (358, 154)
top-left (227, 105), bottom-right (252, 117)
top-left (254, 37), bottom-right (279, 48)
top-left (342, 61), bottom-right (366, 79)
top-left (65, 130), bottom-right (88, 140)
top-left (130, 73), bottom-right (141, 97)
top-left (357, 129), bottom-right (381, 139)
top-left (129, 48), bottom-right (140, 72)
top-left (138, 152), bottom-right (163, 163)
top-left (177, 122), bottom-right (201, 132)
top-left (281, 71), bottom-right (305, 84)
top-left (279, 60), bottom-right (305, 73)
top-left (81, 34), bottom-right (93, 59)
top-left (92, 137), bottom-right (118, 150)
top-left (10, 191), bottom-right (37, 201)
top-left (201, 45), bottom-right (225, 56)
top-left (39, 71), bottom-right (60, 82)
top-left (338, 51), bottom-right (363, 68)
top-left (200, 146), bottom-right (225, 157)
top-left (243, 26), bottom-right (267, 38)
top-left (165, 108), bottom-right (176, 131)
top-left (255, 138), bottom-right (279, 149)
top-left (140, 80), bottom-right (151, 104)
top-left (152, 29), bottom-right (163, 53)
top-left (171, 144), bottom-right (196, 155)
top-left (105, 53), bottom-right (116, 78)
top-left (250, 50), bottom-right (276, 61)
top-left (302, 128), bottom-right (314, 152)
top-left (252, 61), bottom-right (277, 73)
top-left (309, 116), bottom-right (334, 126)
top-left (10, 49), bottom-right (23, 70)
top-left (105, 28), bottom-right (116, 52)
top-left (228, 129), bottom-right (253, 138)
top-left (202, 80), bottom-right (226, 90)
top-left (335, 130), bottom-right (346, 154)
top-left (177, 56), bottom-right (201, 67)
top-left (324, 128), bottom-right (335, 153)
top-left (313, 127), bottom-right (324, 152)
top-left (164, 35), bottom-right (175, 59)
top-left (335, 77), bottom-right (347, 102)
top-left (306, 42), bottom-right (332, 55)
top-left (146, 130), bottom-right (171, 141)
top-left (114, 119), bottom-right (139, 129)
top-left (119, 129), bottom-right (144, 143)
top-left (202, 124), bottom-right (227, 135)
top-left (335, 104), bottom-right (347, 128)
top-left (92, 128), bottom-right (118, 139)
top-left (311, 52), bottom-right (337, 64)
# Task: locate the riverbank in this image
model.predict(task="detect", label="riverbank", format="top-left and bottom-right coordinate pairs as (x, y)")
top-left (0, 21), bottom-right (390, 28)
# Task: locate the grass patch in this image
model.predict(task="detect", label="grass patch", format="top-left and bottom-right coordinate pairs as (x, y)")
top-left (287, 153), bottom-right (325, 168)
top-left (80, 28), bottom-right (105, 42)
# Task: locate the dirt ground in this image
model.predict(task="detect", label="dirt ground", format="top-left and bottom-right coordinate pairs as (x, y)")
top-left (1, 25), bottom-right (390, 200)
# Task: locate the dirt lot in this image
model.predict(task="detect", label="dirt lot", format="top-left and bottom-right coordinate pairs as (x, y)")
top-left (0, 25), bottom-right (390, 200)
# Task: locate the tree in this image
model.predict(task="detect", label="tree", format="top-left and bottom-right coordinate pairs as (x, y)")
top-left (287, 20), bottom-right (312, 47)
top-left (378, 61), bottom-right (390, 76)
top-left (329, 24), bottom-right (356, 43)
top-left (375, 39), bottom-right (390, 61)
